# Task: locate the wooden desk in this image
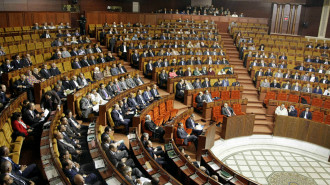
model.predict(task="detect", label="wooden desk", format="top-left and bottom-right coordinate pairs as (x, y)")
top-left (220, 114), bottom-right (255, 140)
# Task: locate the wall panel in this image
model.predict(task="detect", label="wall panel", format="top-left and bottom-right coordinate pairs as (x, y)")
top-left (7, 13), bottom-right (24, 27)
top-left (0, 13), bottom-right (8, 27)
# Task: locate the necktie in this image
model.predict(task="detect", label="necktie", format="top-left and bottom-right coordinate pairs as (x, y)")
top-left (103, 89), bottom-right (108, 99)
top-left (77, 62), bottom-right (81, 68)
top-left (226, 108), bottom-right (231, 116)
top-left (9, 174), bottom-right (26, 185)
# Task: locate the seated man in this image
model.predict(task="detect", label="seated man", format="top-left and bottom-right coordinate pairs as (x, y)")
top-left (13, 74), bottom-right (34, 102)
top-left (151, 84), bottom-right (161, 100)
top-left (144, 115), bottom-right (165, 142)
top-left (159, 69), bottom-right (168, 87)
top-left (195, 92), bottom-right (205, 108)
top-left (79, 93), bottom-right (95, 120)
top-left (0, 146), bottom-right (42, 182)
top-left (203, 90), bottom-right (214, 103)
top-left (111, 104), bottom-right (130, 133)
top-left (65, 109), bottom-right (88, 134)
top-left (177, 122), bottom-right (198, 149)
top-left (275, 104), bottom-right (288, 116)
top-left (175, 79), bottom-right (185, 100)
top-left (221, 103), bottom-right (236, 117)
top-left (101, 126), bottom-right (127, 151)
top-left (143, 86), bottom-right (154, 103)
top-left (116, 162), bottom-right (144, 181)
top-left (107, 144), bottom-right (135, 168)
top-left (186, 114), bottom-right (204, 135)
top-left (127, 93), bottom-right (142, 110)
top-left (22, 103), bottom-right (45, 130)
top-left (134, 74), bottom-right (144, 86)
top-left (62, 160), bottom-right (99, 185)
top-left (146, 140), bottom-right (167, 165)
top-left (299, 107), bottom-right (312, 120)
top-left (0, 161), bottom-right (37, 185)
top-left (136, 90), bottom-right (148, 108)
top-left (270, 79), bottom-right (280, 88)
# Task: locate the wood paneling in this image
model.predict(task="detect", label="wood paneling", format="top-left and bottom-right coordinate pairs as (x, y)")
top-left (0, 12), bottom-right (71, 27)
top-left (274, 115), bottom-right (330, 149)
top-left (7, 13), bottom-right (24, 27)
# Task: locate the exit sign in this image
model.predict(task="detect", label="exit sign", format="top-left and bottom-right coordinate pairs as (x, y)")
top-left (284, 16), bottom-right (289, 21)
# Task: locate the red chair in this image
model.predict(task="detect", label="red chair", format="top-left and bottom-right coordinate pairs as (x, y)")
top-left (300, 95), bottom-right (310, 104)
top-left (192, 93), bottom-right (203, 111)
top-left (141, 119), bottom-right (153, 137)
top-left (153, 106), bottom-right (164, 126)
top-left (166, 100), bottom-right (178, 119)
top-left (211, 91), bottom-right (221, 101)
top-left (288, 94), bottom-right (299, 103)
top-left (182, 116), bottom-right (192, 135)
top-left (325, 115), bottom-right (330, 125)
top-left (276, 92), bottom-right (287, 101)
top-left (312, 111), bottom-right (324, 123)
top-left (311, 98), bottom-right (323, 107)
top-left (232, 104), bottom-right (245, 115)
top-left (323, 100), bottom-right (330, 109)
top-left (212, 106), bottom-right (224, 123)
top-left (230, 90), bottom-right (240, 100)
top-left (159, 102), bottom-right (170, 123)
top-left (173, 127), bottom-right (191, 146)
top-left (264, 91), bottom-right (276, 105)
top-left (221, 91), bottom-right (230, 100)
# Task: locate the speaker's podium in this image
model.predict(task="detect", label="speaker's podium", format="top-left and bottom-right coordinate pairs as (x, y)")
top-left (220, 114), bottom-right (255, 140)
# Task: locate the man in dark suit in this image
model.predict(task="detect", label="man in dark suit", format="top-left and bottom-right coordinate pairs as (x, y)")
top-left (1, 59), bottom-right (14, 73)
top-left (107, 144), bottom-right (135, 168)
top-left (0, 146), bottom-right (42, 183)
top-left (111, 104), bottom-right (130, 133)
top-left (117, 63), bottom-right (127, 74)
top-left (144, 115), bottom-right (165, 142)
top-left (202, 78), bottom-right (211, 88)
top-left (13, 74), bottom-right (34, 102)
top-left (176, 79), bottom-right (185, 100)
top-left (176, 67), bottom-right (184, 77)
top-left (143, 86), bottom-right (154, 103)
top-left (40, 64), bottom-right (52, 79)
top-left (294, 62), bottom-right (305, 71)
top-left (88, 55), bottom-right (97, 66)
top-left (270, 80), bottom-right (281, 88)
top-left (158, 70), bottom-right (168, 87)
top-left (109, 35), bottom-right (116, 53)
top-left (65, 109), bottom-right (88, 134)
top-left (299, 107), bottom-right (312, 120)
top-left (177, 122), bottom-right (198, 149)
top-left (72, 58), bottom-right (82, 69)
top-left (55, 132), bottom-right (87, 163)
top-left (136, 90), bottom-right (148, 108)
top-left (70, 47), bottom-right (79, 56)
top-left (40, 90), bottom-right (61, 111)
top-left (134, 74), bottom-right (144, 86)
top-left (110, 64), bottom-right (120, 76)
top-left (0, 161), bottom-right (37, 185)
top-left (186, 114), bottom-right (203, 135)
top-left (62, 160), bottom-right (99, 185)
top-left (132, 50), bottom-right (140, 66)
top-left (146, 140), bottom-right (167, 165)
top-left (151, 84), bottom-right (161, 100)
top-left (49, 63), bottom-right (61, 76)
top-left (98, 83), bottom-right (111, 100)
top-left (193, 79), bottom-right (202, 89)
top-left (11, 55), bottom-right (23, 70)
top-left (99, 29), bottom-right (106, 43)
top-left (221, 103), bottom-right (236, 117)
top-left (120, 42), bottom-right (128, 60)
top-left (69, 76), bottom-right (83, 90)
top-left (195, 92), bottom-right (205, 108)
top-left (22, 54), bottom-right (33, 67)
top-left (0, 84), bottom-right (9, 108)
top-left (22, 102), bottom-right (43, 129)
top-left (79, 56), bottom-right (90, 67)
top-left (97, 53), bottom-right (106, 64)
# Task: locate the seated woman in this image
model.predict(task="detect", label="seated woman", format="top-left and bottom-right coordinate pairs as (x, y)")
top-left (103, 66), bottom-right (112, 77)
top-left (25, 70), bottom-right (40, 85)
top-left (168, 68), bottom-right (178, 78)
top-left (93, 67), bottom-right (104, 81)
top-left (11, 112), bottom-right (34, 138)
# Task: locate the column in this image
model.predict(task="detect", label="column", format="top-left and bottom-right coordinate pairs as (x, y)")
top-left (318, 0), bottom-right (330, 38)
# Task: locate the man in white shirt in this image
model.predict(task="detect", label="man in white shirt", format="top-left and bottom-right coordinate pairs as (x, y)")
top-left (323, 87), bottom-right (330, 96)
top-left (275, 104), bottom-right (288, 116)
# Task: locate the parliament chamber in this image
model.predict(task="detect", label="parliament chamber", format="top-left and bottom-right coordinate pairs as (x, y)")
top-left (0, 0), bottom-right (329, 185)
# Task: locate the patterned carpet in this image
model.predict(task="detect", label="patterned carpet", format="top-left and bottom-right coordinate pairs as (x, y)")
top-left (222, 149), bottom-right (330, 185)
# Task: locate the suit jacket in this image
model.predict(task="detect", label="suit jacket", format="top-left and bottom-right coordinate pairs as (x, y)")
top-left (151, 89), bottom-right (160, 98)
top-left (13, 79), bottom-right (32, 92)
top-left (221, 107), bottom-right (235, 117)
top-left (12, 60), bottom-right (24, 69)
top-left (291, 85), bottom-right (302, 91)
top-left (97, 57), bottom-right (106, 64)
top-left (70, 50), bottom-right (78, 56)
top-left (69, 80), bottom-right (80, 90)
top-left (176, 83), bottom-right (185, 95)
top-left (40, 68), bottom-right (52, 79)
top-left (193, 82), bottom-right (202, 89)
top-left (98, 88), bottom-right (110, 100)
top-left (143, 91), bottom-right (153, 102)
top-left (126, 78), bottom-right (137, 88)
top-left (176, 70), bottom-right (184, 76)
top-left (111, 68), bottom-right (119, 76)
top-left (299, 111), bottom-right (312, 120)
top-left (145, 120), bottom-right (157, 133)
top-left (127, 98), bottom-right (139, 108)
top-left (177, 128), bottom-right (188, 140)
top-left (270, 82), bottom-right (280, 88)
top-left (134, 77), bottom-right (144, 85)
top-left (302, 87), bottom-right (312, 93)
top-left (22, 109), bottom-right (41, 126)
top-left (186, 118), bottom-right (197, 129)
top-left (80, 97), bottom-right (92, 118)
top-left (118, 66), bottom-right (127, 73)
top-left (80, 59), bottom-right (90, 67)
top-left (40, 90), bottom-right (61, 110)
top-left (49, 67), bottom-right (61, 76)
top-left (72, 61), bottom-right (82, 69)
top-left (1, 63), bottom-right (14, 73)
top-left (136, 95), bottom-right (146, 105)
top-left (202, 81), bottom-right (211, 88)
